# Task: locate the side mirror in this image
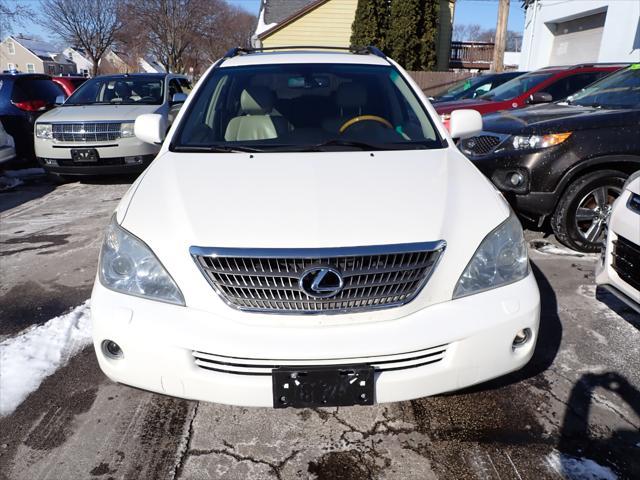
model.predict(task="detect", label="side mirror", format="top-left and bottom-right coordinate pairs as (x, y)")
top-left (171, 92), bottom-right (187, 105)
top-left (134, 113), bottom-right (166, 144)
top-left (55, 95), bottom-right (66, 105)
top-left (528, 92), bottom-right (552, 104)
top-left (448, 109), bottom-right (482, 139)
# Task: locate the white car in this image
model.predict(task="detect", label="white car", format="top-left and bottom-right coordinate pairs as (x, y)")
top-left (596, 171), bottom-right (640, 313)
top-left (0, 121), bottom-right (16, 164)
top-left (91, 47), bottom-right (540, 408)
top-left (34, 73), bottom-right (191, 179)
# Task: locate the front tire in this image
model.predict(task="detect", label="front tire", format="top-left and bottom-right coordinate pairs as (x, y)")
top-left (551, 170), bottom-right (626, 253)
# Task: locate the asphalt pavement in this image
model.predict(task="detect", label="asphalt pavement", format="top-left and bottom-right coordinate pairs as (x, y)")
top-left (0, 173), bottom-right (638, 480)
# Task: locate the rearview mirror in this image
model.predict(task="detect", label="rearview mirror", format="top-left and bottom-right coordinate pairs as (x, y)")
top-left (55, 95), bottom-right (66, 105)
top-left (448, 109), bottom-right (482, 139)
top-left (528, 92), bottom-right (552, 104)
top-left (134, 113), bottom-right (166, 144)
top-left (171, 92), bottom-right (187, 104)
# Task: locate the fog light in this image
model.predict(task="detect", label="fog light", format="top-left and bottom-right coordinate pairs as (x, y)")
top-left (509, 171), bottom-right (524, 187)
top-left (102, 339), bottom-right (124, 359)
top-left (512, 328), bottom-right (532, 348)
top-left (124, 155), bottom-right (143, 164)
top-left (43, 158), bottom-right (59, 166)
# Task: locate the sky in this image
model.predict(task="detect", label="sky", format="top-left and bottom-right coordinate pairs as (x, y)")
top-left (6, 0), bottom-right (526, 44)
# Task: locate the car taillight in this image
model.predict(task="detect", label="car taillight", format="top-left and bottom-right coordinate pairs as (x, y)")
top-left (12, 100), bottom-right (48, 112)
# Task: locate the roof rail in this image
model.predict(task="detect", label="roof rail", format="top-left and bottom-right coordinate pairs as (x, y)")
top-left (221, 45), bottom-right (387, 59)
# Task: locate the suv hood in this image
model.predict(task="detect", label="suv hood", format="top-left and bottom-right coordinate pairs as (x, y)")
top-left (37, 104), bottom-right (159, 123)
top-left (121, 150), bottom-right (507, 249)
top-left (482, 103), bottom-right (638, 135)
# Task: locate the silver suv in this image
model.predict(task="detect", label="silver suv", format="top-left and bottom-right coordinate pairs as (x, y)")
top-left (34, 73), bottom-right (191, 179)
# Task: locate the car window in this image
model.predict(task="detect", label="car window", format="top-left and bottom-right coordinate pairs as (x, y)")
top-left (65, 76), bottom-right (164, 105)
top-left (480, 72), bottom-right (554, 101)
top-left (11, 78), bottom-right (64, 103)
top-left (173, 63), bottom-right (442, 152)
top-left (568, 67), bottom-right (640, 109)
top-left (542, 72), bottom-right (605, 101)
top-left (169, 79), bottom-right (183, 98)
top-left (178, 78), bottom-right (192, 94)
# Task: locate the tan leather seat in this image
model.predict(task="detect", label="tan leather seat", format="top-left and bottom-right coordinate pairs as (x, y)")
top-left (225, 87), bottom-right (287, 141)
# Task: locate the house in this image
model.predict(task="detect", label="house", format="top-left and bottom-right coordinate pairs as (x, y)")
top-left (98, 49), bottom-right (130, 74)
top-left (63, 47), bottom-right (93, 76)
top-left (253, 0), bottom-right (456, 71)
top-left (139, 56), bottom-right (165, 74)
top-left (0, 35), bottom-right (76, 75)
top-left (520, 0), bottom-right (640, 70)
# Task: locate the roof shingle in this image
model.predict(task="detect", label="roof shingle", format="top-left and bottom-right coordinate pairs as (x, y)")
top-left (263, 0), bottom-right (319, 25)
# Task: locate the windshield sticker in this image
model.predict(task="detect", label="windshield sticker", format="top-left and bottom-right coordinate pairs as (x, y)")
top-left (630, 64), bottom-right (640, 70)
top-left (389, 70), bottom-right (399, 81)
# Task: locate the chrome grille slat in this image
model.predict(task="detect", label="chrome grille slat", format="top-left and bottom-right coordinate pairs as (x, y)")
top-left (52, 122), bottom-right (121, 142)
top-left (191, 242), bottom-right (445, 314)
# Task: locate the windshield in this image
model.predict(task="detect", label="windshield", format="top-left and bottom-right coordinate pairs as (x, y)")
top-left (65, 76), bottom-right (164, 105)
top-left (173, 63), bottom-right (443, 152)
top-left (567, 66), bottom-right (640, 109)
top-left (480, 72), bottom-right (553, 101)
top-left (434, 76), bottom-right (487, 101)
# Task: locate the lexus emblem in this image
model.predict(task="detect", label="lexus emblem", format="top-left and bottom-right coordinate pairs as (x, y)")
top-left (299, 267), bottom-right (344, 298)
top-left (467, 139), bottom-right (476, 148)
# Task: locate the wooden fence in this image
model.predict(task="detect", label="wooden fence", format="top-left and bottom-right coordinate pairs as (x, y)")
top-left (408, 71), bottom-right (477, 96)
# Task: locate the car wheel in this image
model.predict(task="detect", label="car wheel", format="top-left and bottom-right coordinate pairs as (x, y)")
top-left (551, 170), bottom-right (626, 253)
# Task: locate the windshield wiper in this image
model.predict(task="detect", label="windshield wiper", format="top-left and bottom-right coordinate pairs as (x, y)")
top-left (171, 145), bottom-right (265, 153)
top-left (300, 139), bottom-right (407, 151)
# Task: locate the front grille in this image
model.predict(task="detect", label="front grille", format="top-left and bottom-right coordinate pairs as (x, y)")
top-left (191, 242), bottom-right (445, 314)
top-left (193, 344), bottom-right (448, 376)
top-left (52, 123), bottom-right (121, 142)
top-left (612, 235), bottom-right (640, 291)
top-left (460, 134), bottom-right (503, 156)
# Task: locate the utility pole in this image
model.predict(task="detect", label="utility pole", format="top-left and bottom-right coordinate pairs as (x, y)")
top-left (493, 0), bottom-right (510, 72)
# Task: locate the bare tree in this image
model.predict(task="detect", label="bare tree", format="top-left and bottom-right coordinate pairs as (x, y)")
top-left (0, 1), bottom-right (31, 33)
top-left (199, 3), bottom-right (257, 63)
top-left (38, 0), bottom-right (122, 76)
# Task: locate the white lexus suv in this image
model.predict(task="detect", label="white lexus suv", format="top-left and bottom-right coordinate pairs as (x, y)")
top-left (92, 47), bottom-right (540, 408)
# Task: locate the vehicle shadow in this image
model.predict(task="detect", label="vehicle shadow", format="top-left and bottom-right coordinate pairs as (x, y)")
top-left (556, 372), bottom-right (640, 478)
top-left (454, 261), bottom-right (563, 394)
top-left (0, 173), bottom-right (54, 214)
top-left (73, 174), bottom-right (139, 186)
top-left (595, 287), bottom-right (640, 330)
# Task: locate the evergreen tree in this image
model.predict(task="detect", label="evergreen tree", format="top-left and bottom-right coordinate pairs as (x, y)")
top-left (419, 0), bottom-right (440, 71)
top-left (387, 0), bottom-right (422, 70)
top-left (350, 0), bottom-right (390, 51)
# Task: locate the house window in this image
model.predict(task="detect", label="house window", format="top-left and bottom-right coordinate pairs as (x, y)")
top-left (7, 63), bottom-right (15, 71)
top-left (48, 64), bottom-right (56, 75)
top-left (7, 41), bottom-right (15, 55)
top-left (26, 63), bottom-right (35, 73)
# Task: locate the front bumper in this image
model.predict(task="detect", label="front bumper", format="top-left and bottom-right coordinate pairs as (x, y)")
top-left (91, 272), bottom-right (541, 407)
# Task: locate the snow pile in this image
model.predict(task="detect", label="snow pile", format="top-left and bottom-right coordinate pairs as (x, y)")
top-left (529, 240), bottom-right (594, 258)
top-left (547, 451), bottom-right (618, 480)
top-left (0, 301), bottom-right (92, 416)
top-left (0, 175), bottom-right (23, 192)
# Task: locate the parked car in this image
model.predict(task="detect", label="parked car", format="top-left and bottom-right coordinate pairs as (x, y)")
top-left (435, 63), bottom-right (625, 128)
top-left (430, 71), bottom-right (526, 103)
top-left (596, 170), bottom-right (640, 314)
top-left (0, 73), bottom-right (65, 163)
top-left (91, 46), bottom-right (540, 409)
top-left (51, 75), bottom-right (88, 96)
top-left (0, 121), bottom-right (16, 164)
top-left (458, 64), bottom-right (640, 253)
top-left (34, 73), bottom-right (191, 179)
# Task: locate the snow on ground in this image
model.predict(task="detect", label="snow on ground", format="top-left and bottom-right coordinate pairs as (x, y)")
top-left (0, 175), bottom-right (23, 191)
top-left (546, 451), bottom-right (618, 480)
top-left (529, 239), bottom-right (597, 258)
top-left (0, 301), bottom-right (92, 416)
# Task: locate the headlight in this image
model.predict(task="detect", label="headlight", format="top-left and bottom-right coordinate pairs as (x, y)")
top-left (99, 216), bottom-right (185, 305)
top-left (120, 122), bottom-right (135, 138)
top-left (36, 124), bottom-right (52, 139)
top-left (453, 212), bottom-right (529, 299)
top-left (511, 132), bottom-right (571, 150)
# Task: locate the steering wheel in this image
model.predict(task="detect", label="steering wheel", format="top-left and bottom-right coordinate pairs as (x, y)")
top-left (339, 115), bottom-right (393, 134)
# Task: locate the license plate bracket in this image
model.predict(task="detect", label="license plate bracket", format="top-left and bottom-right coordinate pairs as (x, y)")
top-left (273, 365), bottom-right (374, 408)
top-left (70, 148), bottom-right (99, 163)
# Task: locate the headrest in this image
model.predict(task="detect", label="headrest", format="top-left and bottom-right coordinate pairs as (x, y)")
top-left (241, 87), bottom-right (275, 114)
top-left (336, 83), bottom-right (367, 108)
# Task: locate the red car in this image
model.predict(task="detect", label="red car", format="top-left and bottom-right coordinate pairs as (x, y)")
top-left (51, 76), bottom-right (88, 96)
top-left (435, 64), bottom-right (625, 129)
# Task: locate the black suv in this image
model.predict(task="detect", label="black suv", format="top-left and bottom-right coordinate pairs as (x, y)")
top-left (0, 73), bottom-right (64, 164)
top-left (459, 65), bottom-right (640, 252)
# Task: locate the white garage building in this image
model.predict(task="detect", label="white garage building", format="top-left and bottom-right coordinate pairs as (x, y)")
top-left (520, 0), bottom-right (640, 70)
